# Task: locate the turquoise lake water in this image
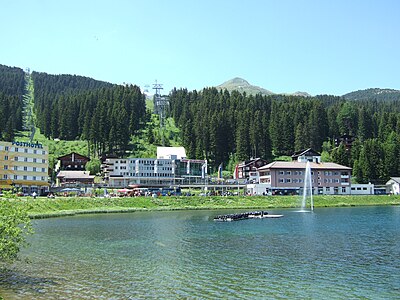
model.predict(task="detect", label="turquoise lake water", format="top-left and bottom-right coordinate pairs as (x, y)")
top-left (1, 206), bottom-right (400, 299)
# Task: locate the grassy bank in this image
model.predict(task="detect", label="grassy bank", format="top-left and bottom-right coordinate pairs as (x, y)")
top-left (5, 195), bottom-right (400, 219)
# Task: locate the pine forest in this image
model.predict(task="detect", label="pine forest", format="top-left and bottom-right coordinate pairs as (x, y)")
top-left (1, 64), bottom-right (400, 184)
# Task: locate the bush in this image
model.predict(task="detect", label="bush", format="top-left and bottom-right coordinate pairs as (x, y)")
top-left (0, 193), bottom-right (32, 264)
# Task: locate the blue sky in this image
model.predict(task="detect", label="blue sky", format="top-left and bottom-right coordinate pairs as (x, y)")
top-left (1, 0), bottom-right (399, 96)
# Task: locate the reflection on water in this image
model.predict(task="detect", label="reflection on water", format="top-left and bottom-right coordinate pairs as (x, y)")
top-left (1, 206), bottom-right (400, 299)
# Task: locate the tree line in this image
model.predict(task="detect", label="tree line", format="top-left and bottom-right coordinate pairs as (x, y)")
top-left (169, 88), bottom-right (400, 183)
top-left (32, 72), bottom-right (147, 156)
top-left (0, 64), bottom-right (25, 141)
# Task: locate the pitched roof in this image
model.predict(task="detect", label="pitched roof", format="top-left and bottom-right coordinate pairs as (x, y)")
top-left (238, 158), bottom-right (268, 168)
top-left (388, 177), bottom-right (400, 184)
top-left (57, 152), bottom-right (90, 161)
top-left (57, 170), bottom-right (95, 179)
top-left (291, 148), bottom-right (321, 158)
top-left (258, 161), bottom-right (351, 170)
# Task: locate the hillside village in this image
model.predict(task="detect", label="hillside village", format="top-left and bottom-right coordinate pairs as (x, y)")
top-left (1, 64), bottom-right (400, 196)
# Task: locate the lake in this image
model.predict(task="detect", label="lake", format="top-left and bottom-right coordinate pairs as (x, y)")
top-left (1, 206), bottom-right (400, 299)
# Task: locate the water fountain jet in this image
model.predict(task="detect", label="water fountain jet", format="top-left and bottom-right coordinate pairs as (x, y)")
top-left (300, 161), bottom-right (314, 211)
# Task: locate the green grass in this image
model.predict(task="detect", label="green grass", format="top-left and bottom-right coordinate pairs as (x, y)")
top-left (16, 129), bottom-right (89, 167)
top-left (15, 95), bottom-right (181, 168)
top-left (5, 195), bottom-right (399, 219)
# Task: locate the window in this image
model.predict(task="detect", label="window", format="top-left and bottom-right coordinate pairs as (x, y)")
top-left (23, 175), bottom-right (27, 180)
top-left (42, 150), bottom-right (46, 155)
top-left (33, 150), bottom-right (37, 154)
top-left (4, 165), bottom-right (8, 170)
top-left (25, 149), bottom-right (28, 153)
top-left (41, 176), bottom-right (45, 181)
top-left (33, 158), bottom-right (37, 163)
top-left (42, 159), bottom-right (45, 163)
top-left (33, 176), bottom-right (36, 181)
top-left (14, 175), bottom-right (18, 179)
top-left (24, 157), bottom-right (28, 162)
top-left (14, 166), bottom-right (18, 171)
top-left (285, 171), bottom-right (291, 175)
top-left (279, 171), bottom-right (284, 175)
top-left (33, 167), bottom-right (37, 172)
top-left (24, 166), bottom-right (28, 171)
top-left (14, 156), bottom-right (18, 161)
top-left (42, 168), bottom-right (45, 172)
top-left (15, 148), bottom-right (19, 152)
top-left (5, 146), bottom-right (9, 151)
top-left (285, 178), bottom-right (291, 183)
top-left (279, 178), bottom-right (284, 183)
top-left (3, 175), bottom-right (8, 179)
top-left (342, 187), bottom-right (346, 193)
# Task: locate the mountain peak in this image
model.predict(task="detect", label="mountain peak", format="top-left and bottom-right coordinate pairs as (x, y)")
top-left (216, 77), bottom-right (274, 96)
top-left (223, 77), bottom-right (251, 86)
top-left (216, 78), bottom-right (312, 97)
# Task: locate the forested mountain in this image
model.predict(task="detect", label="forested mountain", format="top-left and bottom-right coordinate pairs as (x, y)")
top-left (169, 88), bottom-right (400, 183)
top-left (343, 88), bottom-right (400, 101)
top-left (0, 64), bottom-right (25, 140)
top-left (2, 63), bottom-right (400, 183)
top-left (32, 72), bottom-right (147, 156)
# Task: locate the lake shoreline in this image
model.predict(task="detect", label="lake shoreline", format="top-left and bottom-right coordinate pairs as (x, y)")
top-left (7, 194), bottom-right (398, 219)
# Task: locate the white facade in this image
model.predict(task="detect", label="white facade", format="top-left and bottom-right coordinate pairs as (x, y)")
top-left (157, 147), bottom-right (186, 159)
top-left (386, 178), bottom-right (400, 195)
top-left (246, 183), bottom-right (270, 195)
top-left (102, 153), bottom-right (206, 187)
top-left (350, 183), bottom-right (375, 195)
top-left (103, 157), bottom-right (176, 187)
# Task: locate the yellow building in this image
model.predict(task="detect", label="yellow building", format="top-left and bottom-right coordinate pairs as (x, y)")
top-left (0, 140), bottom-right (49, 195)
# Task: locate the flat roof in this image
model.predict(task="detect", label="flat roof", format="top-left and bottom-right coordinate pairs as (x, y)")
top-left (157, 147), bottom-right (187, 159)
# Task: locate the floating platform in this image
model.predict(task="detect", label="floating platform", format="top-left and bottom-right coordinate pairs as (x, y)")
top-left (213, 211), bottom-right (283, 222)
